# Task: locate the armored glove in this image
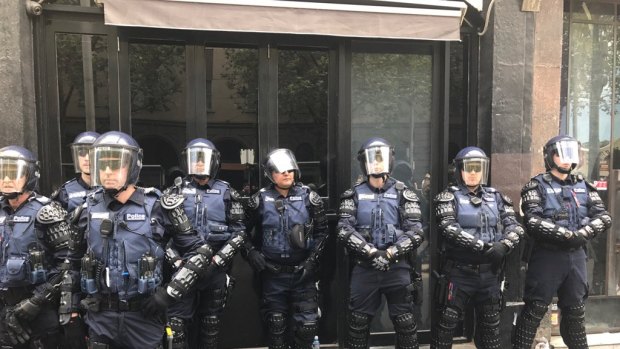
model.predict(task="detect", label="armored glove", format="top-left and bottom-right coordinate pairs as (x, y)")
top-left (5, 307), bottom-right (32, 345)
top-left (371, 250), bottom-right (392, 272)
top-left (142, 287), bottom-right (175, 320)
top-left (565, 230), bottom-right (588, 249)
top-left (294, 259), bottom-right (317, 285)
top-left (483, 242), bottom-right (508, 263)
top-left (247, 249), bottom-right (267, 272)
top-left (13, 296), bottom-right (44, 321)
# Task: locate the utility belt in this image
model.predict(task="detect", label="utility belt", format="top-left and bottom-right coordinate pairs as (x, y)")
top-left (452, 261), bottom-right (496, 274)
top-left (0, 286), bottom-right (34, 306)
top-left (81, 294), bottom-right (147, 312)
top-left (263, 260), bottom-right (299, 274)
top-left (535, 241), bottom-right (582, 253)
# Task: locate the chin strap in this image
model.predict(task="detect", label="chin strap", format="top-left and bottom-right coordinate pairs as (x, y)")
top-left (1, 191), bottom-right (22, 200)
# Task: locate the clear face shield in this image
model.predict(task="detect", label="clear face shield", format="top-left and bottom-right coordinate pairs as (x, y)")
top-left (552, 140), bottom-right (580, 166)
top-left (0, 158), bottom-right (29, 194)
top-left (91, 147), bottom-right (135, 190)
top-left (186, 147), bottom-right (214, 176)
top-left (267, 149), bottom-right (299, 174)
top-left (363, 146), bottom-right (391, 176)
top-left (71, 144), bottom-right (92, 174)
top-left (460, 158), bottom-right (489, 186)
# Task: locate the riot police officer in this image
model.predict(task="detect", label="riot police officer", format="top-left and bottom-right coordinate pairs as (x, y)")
top-left (69, 131), bottom-right (213, 349)
top-left (163, 138), bottom-right (246, 349)
top-left (337, 138), bottom-right (424, 349)
top-left (0, 146), bottom-right (73, 348)
top-left (244, 148), bottom-right (328, 349)
top-left (513, 135), bottom-right (611, 349)
top-left (432, 147), bottom-right (523, 349)
top-left (52, 131), bottom-right (100, 212)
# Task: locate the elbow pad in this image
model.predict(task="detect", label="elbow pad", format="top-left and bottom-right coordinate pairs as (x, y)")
top-left (167, 244), bottom-right (213, 299)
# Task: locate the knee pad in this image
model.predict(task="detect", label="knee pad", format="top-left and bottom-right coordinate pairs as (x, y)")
top-left (560, 303), bottom-right (588, 349)
top-left (474, 300), bottom-right (502, 349)
top-left (294, 321), bottom-right (317, 344)
top-left (198, 315), bottom-right (220, 349)
top-left (348, 311), bottom-right (371, 349)
top-left (512, 301), bottom-right (548, 349)
top-left (393, 313), bottom-right (418, 349)
top-left (168, 316), bottom-right (187, 347)
top-left (266, 312), bottom-right (288, 349)
top-left (431, 306), bottom-right (461, 349)
top-left (206, 287), bottom-right (227, 312)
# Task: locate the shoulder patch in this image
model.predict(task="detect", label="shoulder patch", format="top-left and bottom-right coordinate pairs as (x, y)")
top-left (160, 193), bottom-right (184, 209)
top-left (36, 201), bottom-right (67, 224)
top-left (34, 194), bottom-right (50, 205)
top-left (309, 191), bottom-right (323, 206)
top-left (341, 189), bottom-right (354, 199)
top-left (402, 188), bottom-right (419, 202)
top-left (522, 179), bottom-right (539, 192)
top-left (501, 194), bottom-right (514, 205)
top-left (142, 187), bottom-right (162, 197)
top-left (229, 187), bottom-right (241, 201)
top-left (435, 191), bottom-right (455, 202)
top-left (246, 192), bottom-right (261, 210)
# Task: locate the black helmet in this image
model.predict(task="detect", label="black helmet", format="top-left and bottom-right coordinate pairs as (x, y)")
top-left (183, 138), bottom-right (221, 179)
top-left (70, 131), bottom-right (100, 174)
top-left (453, 146), bottom-right (489, 186)
top-left (263, 148), bottom-right (300, 184)
top-left (0, 145), bottom-right (40, 196)
top-left (90, 131), bottom-right (142, 192)
top-left (357, 137), bottom-right (394, 177)
top-left (543, 135), bottom-right (580, 174)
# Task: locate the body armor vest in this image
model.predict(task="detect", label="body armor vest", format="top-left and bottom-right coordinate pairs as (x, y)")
top-left (354, 181), bottom-right (401, 250)
top-left (535, 174), bottom-right (588, 231)
top-left (454, 187), bottom-right (501, 244)
top-left (259, 184), bottom-right (311, 262)
top-left (84, 190), bottom-right (164, 299)
top-left (0, 196), bottom-right (51, 288)
top-left (61, 178), bottom-right (90, 212)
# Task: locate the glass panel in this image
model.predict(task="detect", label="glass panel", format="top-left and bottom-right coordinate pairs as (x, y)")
top-left (351, 49), bottom-right (433, 332)
top-left (278, 49), bottom-right (329, 197)
top-left (129, 42), bottom-right (186, 189)
top-left (56, 33), bottom-right (110, 182)
top-left (205, 47), bottom-right (259, 195)
top-left (612, 27), bottom-right (620, 299)
top-left (567, 21), bottom-right (613, 298)
top-left (449, 40), bottom-right (468, 159)
top-left (571, 0), bottom-right (615, 22)
top-left (54, 0), bottom-right (98, 6)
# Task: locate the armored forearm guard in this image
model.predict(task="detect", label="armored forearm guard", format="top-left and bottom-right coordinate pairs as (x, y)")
top-left (387, 230), bottom-right (424, 259)
top-left (161, 193), bottom-right (192, 234)
top-left (167, 244), bottom-right (213, 300)
top-left (526, 217), bottom-right (572, 243)
top-left (501, 225), bottom-right (525, 251)
top-left (579, 214), bottom-right (612, 239)
top-left (306, 235), bottom-right (327, 266)
top-left (442, 225), bottom-right (485, 252)
top-left (338, 228), bottom-right (376, 259)
top-left (213, 232), bottom-right (247, 268)
top-left (310, 191), bottom-right (328, 233)
top-left (37, 202), bottom-right (75, 251)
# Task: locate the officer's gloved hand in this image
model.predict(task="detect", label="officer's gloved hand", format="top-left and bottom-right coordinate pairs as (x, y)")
top-left (371, 250), bottom-right (392, 272)
top-left (13, 296), bottom-right (43, 321)
top-left (4, 307), bottom-right (32, 345)
top-left (142, 287), bottom-right (174, 320)
top-left (566, 230), bottom-right (588, 249)
top-left (247, 249), bottom-right (267, 272)
top-left (483, 242), bottom-right (508, 263)
top-left (294, 259), bottom-right (317, 285)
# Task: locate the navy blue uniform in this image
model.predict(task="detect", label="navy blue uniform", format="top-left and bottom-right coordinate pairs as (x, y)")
top-left (74, 188), bottom-right (205, 349)
top-left (245, 183), bottom-right (328, 349)
top-left (432, 185), bottom-right (523, 349)
top-left (513, 172), bottom-right (611, 349)
top-left (0, 194), bottom-right (64, 348)
top-left (52, 177), bottom-right (92, 213)
top-left (338, 178), bottom-right (424, 349)
top-left (164, 178), bottom-right (246, 349)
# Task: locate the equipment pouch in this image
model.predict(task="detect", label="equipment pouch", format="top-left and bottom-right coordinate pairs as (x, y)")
top-left (288, 224), bottom-right (306, 249)
top-left (6, 257), bottom-right (29, 282)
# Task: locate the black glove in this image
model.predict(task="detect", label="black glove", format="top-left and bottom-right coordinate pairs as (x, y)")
top-left (247, 249), bottom-right (266, 272)
top-left (61, 314), bottom-right (87, 349)
top-left (13, 296), bottom-right (43, 321)
top-left (565, 230), bottom-right (588, 249)
top-left (371, 250), bottom-right (392, 272)
top-left (142, 287), bottom-right (174, 320)
top-left (5, 307), bottom-right (32, 345)
top-left (294, 259), bottom-right (317, 285)
top-left (483, 242), bottom-right (508, 263)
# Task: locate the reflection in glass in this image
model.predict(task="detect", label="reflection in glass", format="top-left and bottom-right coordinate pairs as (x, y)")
top-left (571, 0), bottom-right (615, 22)
top-left (56, 33), bottom-right (109, 182)
top-left (206, 47), bottom-right (259, 195)
top-left (567, 21), bottom-right (613, 297)
top-left (129, 43), bottom-right (186, 189)
top-left (351, 50), bottom-right (433, 332)
top-left (278, 50), bottom-right (329, 197)
top-left (54, 0), bottom-right (98, 6)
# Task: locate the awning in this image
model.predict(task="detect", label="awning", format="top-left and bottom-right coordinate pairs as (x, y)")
top-left (102, 0), bottom-right (467, 41)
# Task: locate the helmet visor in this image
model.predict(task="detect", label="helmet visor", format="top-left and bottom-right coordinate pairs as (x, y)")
top-left (461, 158), bottom-right (489, 186)
top-left (553, 140), bottom-right (580, 166)
top-left (186, 147), bottom-right (214, 176)
top-left (266, 149), bottom-right (299, 174)
top-left (71, 144), bottom-right (92, 174)
top-left (363, 146), bottom-right (391, 176)
top-left (91, 147), bottom-right (135, 190)
top-left (0, 158), bottom-right (29, 193)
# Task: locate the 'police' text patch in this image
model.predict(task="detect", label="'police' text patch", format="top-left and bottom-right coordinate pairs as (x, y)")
top-left (126, 213), bottom-right (146, 221)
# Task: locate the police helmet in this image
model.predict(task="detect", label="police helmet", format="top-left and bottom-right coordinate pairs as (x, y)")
top-left (0, 145), bottom-right (40, 195)
top-left (357, 137), bottom-right (394, 177)
top-left (70, 131), bottom-right (100, 174)
top-left (90, 131), bottom-right (142, 191)
top-left (183, 138), bottom-right (221, 179)
top-left (543, 135), bottom-right (580, 174)
top-left (453, 146), bottom-right (489, 186)
top-left (263, 148), bottom-right (300, 184)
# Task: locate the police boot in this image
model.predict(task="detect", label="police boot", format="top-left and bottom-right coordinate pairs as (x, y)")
top-left (512, 301), bottom-right (548, 349)
top-left (393, 313), bottom-right (419, 349)
top-left (266, 312), bottom-right (288, 349)
top-left (559, 303), bottom-right (588, 349)
top-left (168, 317), bottom-right (188, 349)
top-left (291, 321), bottom-right (317, 349)
top-left (431, 306), bottom-right (461, 349)
top-left (474, 301), bottom-right (501, 349)
top-left (347, 311), bottom-right (371, 349)
top-left (198, 315), bottom-right (219, 349)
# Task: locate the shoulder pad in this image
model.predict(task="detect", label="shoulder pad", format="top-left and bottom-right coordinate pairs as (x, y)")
top-left (36, 201), bottom-right (67, 224)
top-left (501, 193), bottom-right (514, 205)
top-left (435, 191), bottom-right (455, 202)
top-left (542, 173), bottom-right (553, 183)
top-left (142, 187), bottom-right (162, 197)
top-left (448, 186), bottom-right (459, 192)
top-left (34, 194), bottom-right (50, 205)
top-left (341, 189), bottom-right (354, 199)
top-left (522, 179), bottom-right (539, 192)
top-left (50, 188), bottom-right (61, 200)
top-left (394, 181), bottom-right (405, 191)
top-left (160, 193), bottom-right (185, 209)
top-left (574, 174), bottom-right (584, 182)
top-left (484, 187), bottom-right (497, 193)
top-left (402, 188), bottom-right (419, 202)
top-left (585, 180), bottom-right (597, 191)
top-left (229, 187), bottom-right (241, 201)
top-left (309, 191), bottom-right (323, 206)
top-left (246, 192), bottom-right (261, 210)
